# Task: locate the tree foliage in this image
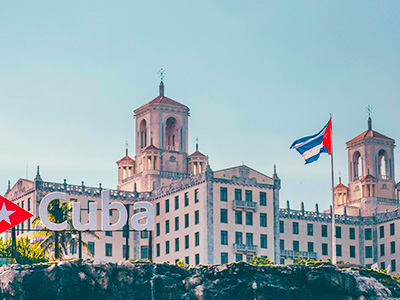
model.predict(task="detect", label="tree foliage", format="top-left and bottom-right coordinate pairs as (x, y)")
top-left (0, 237), bottom-right (48, 264)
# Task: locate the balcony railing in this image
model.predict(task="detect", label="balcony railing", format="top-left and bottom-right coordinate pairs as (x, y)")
top-left (281, 249), bottom-right (318, 260)
top-left (233, 200), bottom-right (258, 212)
top-left (234, 243), bottom-right (258, 254)
top-left (166, 145), bottom-right (179, 151)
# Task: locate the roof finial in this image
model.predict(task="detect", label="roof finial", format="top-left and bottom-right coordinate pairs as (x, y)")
top-left (274, 164), bottom-right (277, 175)
top-left (158, 68), bottom-right (166, 96)
top-left (196, 137), bottom-right (199, 152)
top-left (366, 105), bottom-right (372, 130)
top-left (125, 141), bottom-right (129, 156)
top-left (6, 180), bottom-right (10, 194)
top-left (339, 170), bottom-right (342, 183)
top-left (35, 165), bottom-right (42, 182)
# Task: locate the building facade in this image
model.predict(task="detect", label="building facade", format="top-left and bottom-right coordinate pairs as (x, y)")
top-left (4, 82), bottom-right (400, 273)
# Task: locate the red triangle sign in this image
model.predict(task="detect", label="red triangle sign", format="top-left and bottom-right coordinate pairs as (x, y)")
top-left (0, 195), bottom-right (33, 234)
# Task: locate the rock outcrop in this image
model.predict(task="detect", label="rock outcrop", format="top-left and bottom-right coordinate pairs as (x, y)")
top-left (0, 260), bottom-right (399, 299)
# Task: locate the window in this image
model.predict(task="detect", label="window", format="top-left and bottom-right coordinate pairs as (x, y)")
top-left (122, 225), bottom-right (128, 238)
top-left (141, 246), bottom-right (148, 259)
top-left (350, 228), bottom-right (355, 240)
top-left (260, 234), bottom-right (267, 249)
top-left (175, 196), bottom-right (179, 210)
top-left (156, 202), bottom-right (160, 216)
top-left (235, 211), bottom-right (242, 224)
top-left (293, 241), bottom-right (299, 252)
top-left (236, 253), bottom-right (243, 262)
top-left (156, 244), bottom-right (160, 257)
top-left (105, 243), bottom-right (112, 257)
top-left (307, 224), bottom-right (313, 236)
top-left (260, 192), bottom-right (266, 206)
top-left (220, 209), bottom-right (228, 223)
top-left (27, 198), bottom-right (31, 211)
top-left (156, 223), bottom-right (160, 236)
top-left (175, 217), bottom-right (179, 231)
top-left (279, 221), bottom-right (284, 233)
top-left (246, 255), bottom-right (252, 262)
top-left (390, 223), bottom-right (395, 236)
top-left (336, 244), bottom-right (342, 257)
top-left (88, 242), bottom-right (95, 255)
top-left (220, 187), bottom-right (228, 202)
top-left (185, 235), bottom-right (189, 249)
top-left (322, 243), bottom-right (328, 256)
top-left (195, 254), bottom-right (200, 265)
top-left (350, 246), bottom-right (356, 258)
top-left (280, 239), bottom-right (284, 250)
top-left (391, 241), bottom-right (396, 254)
top-left (185, 192), bottom-right (189, 206)
top-left (235, 189), bottom-right (242, 200)
top-left (195, 232), bottom-right (200, 246)
top-left (246, 233), bottom-right (253, 245)
top-left (380, 262), bottom-right (385, 271)
top-left (246, 212), bottom-right (253, 226)
top-left (380, 226), bottom-right (385, 238)
top-left (165, 199), bottom-right (170, 213)
top-left (380, 244), bottom-right (385, 256)
top-left (260, 213), bottom-right (267, 227)
top-left (70, 240), bottom-right (76, 255)
top-left (185, 256), bottom-right (189, 265)
top-left (165, 220), bottom-right (170, 234)
top-left (336, 226), bottom-right (342, 239)
top-left (321, 225), bottom-right (328, 237)
top-left (391, 259), bottom-right (396, 272)
top-left (221, 252), bottom-right (228, 264)
top-left (175, 238), bottom-right (179, 252)
top-left (221, 231), bottom-right (228, 245)
top-left (165, 241), bottom-right (170, 254)
top-left (235, 232), bottom-right (243, 244)
top-left (105, 231), bottom-right (112, 237)
top-left (141, 230), bottom-right (148, 239)
top-left (302, 239), bottom-right (313, 252)
top-left (365, 246), bottom-right (372, 258)
top-left (194, 189), bottom-right (199, 203)
top-left (245, 190), bottom-right (252, 202)
top-left (123, 245), bottom-right (129, 259)
top-left (365, 228), bottom-right (372, 240)
top-left (293, 222), bottom-right (299, 235)
top-left (280, 258), bottom-right (285, 265)
top-left (185, 213), bottom-right (189, 228)
top-left (195, 210), bottom-right (199, 225)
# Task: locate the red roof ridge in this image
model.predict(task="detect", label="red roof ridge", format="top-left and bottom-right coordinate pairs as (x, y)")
top-left (136, 95), bottom-right (187, 111)
top-left (334, 182), bottom-right (348, 189)
top-left (189, 150), bottom-right (207, 158)
top-left (117, 155), bottom-right (134, 164)
top-left (347, 129), bottom-right (393, 144)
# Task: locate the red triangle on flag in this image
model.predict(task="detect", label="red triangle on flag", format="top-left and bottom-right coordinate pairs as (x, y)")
top-left (0, 195), bottom-right (33, 234)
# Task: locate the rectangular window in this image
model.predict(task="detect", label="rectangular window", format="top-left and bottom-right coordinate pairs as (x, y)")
top-left (175, 217), bottom-right (179, 231)
top-left (185, 213), bottom-right (189, 228)
top-left (235, 232), bottom-right (243, 244)
top-left (195, 254), bottom-right (200, 265)
top-left (70, 240), bottom-right (76, 255)
top-left (195, 232), bottom-right (200, 246)
top-left (350, 245), bottom-right (356, 258)
top-left (165, 220), bottom-right (170, 234)
top-left (88, 242), bottom-right (95, 255)
top-left (105, 243), bottom-right (112, 257)
top-left (236, 253), bottom-right (243, 262)
top-left (140, 230), bottom-right (148, 239)
top-left (365, 228), bottom-right (372, 240)
top-left (165, 199), bottom-right (170, 213)
top-left (221, 252), bottom-right (228, 264)
top-left (235, 189), bottom-right (242, 200)
top-left (260, 213), bottom-right (267, 227)
top-left (390, 223), bottom-right (395, 236)
top-left (195, 210), bottom-right (199, 225)
top-left (380, 225), bottom-right (385, 238)
top-left (245, 190), bottom-right (252, 202)
top-left (175, 196), bottom-right (179, 210)
top-left (293, 241), bottom-right (299, 252)
top-left (185, 235), bottom-right (189, 249)
top-left (175, 238), bottom-right (179, 252)
top-left (380, 243), bottom-right (385, 256)
top-left (105, 231), bottom-right (112, 237)
top-left (391, 241), bottom-right (396, 254)
top-left (156, 202), bottom-right (160, 216)
top-left (194, 189), bottom-right (199, 203)
top-left (307, 224), bottom-right (313, 236)
top-left (185, 192), bottom-right (189, 206)
top-left (260, 192), bottom-right (267, 206)
top-left (123, 245), bottom-right (129, 259)
top-left (246, 233), bottom-right (253, 245)
top-left (391, 259), bottom-right (396, 272)
top-left (220, 187), bottom-right (228, 202)
top-left (365, 246), bottom-right (372, 258)
top-left (156, 243), bottom-right (160, 257)
top-left (293, 222), bottom-right (299, 235)
top-left (220, 209), bottom-right (228, 223)
top-left (381, 262), bottom-right (385, 271)
top-left (336, 226), bottom-right (342, 239)
top-left (280, 239), bottom-right (284, 250)
top-left (141, 246), bottom-right (148, 259)
top-left (307, 242), bottom-right (314, 253)
top-left (235, 211), bottom-right (242, 224)
top-left (185, 256), bottom-right (189, 265)
top-left (156, 223), bottom-right (160, 236)
top-left (221, 230), bottom-right (228, 245)
top-left (336, 244), bottom-right (342, 257)
top-left (279, 221), bottom-right (284, 233)
top-left (260, 234), bottom-right (267, 249)
top-left (27, 198), bottom-right (31, 211)
top-left (322, 225), bottom-right (328, 237)
top-left (246, 212), bottom-right (253, 226)
top-left (165, 241), bottom-right (170, 254)
top-left (350, 227), bottom-right (355, 240)
top-left (322, 243), bottom-right (328, 256)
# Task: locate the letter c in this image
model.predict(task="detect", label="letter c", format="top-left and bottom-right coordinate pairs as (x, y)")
top-left (39, 192), bottom-right (68, 231)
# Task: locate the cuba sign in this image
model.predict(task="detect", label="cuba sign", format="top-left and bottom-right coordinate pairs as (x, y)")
top-left (39, 190), bottom-right (154, 231)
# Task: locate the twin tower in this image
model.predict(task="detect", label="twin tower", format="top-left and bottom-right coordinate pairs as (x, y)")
top-left (116, 82), bottom-right (208, 192)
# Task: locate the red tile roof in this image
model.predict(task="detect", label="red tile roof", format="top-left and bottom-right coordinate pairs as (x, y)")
top-left (334, 183), bottom-right (348, 189)
top-left (189, 150), bottom-right (207, 158)
top-left (136, 95), bottom-right (188, 111)
top-left (116, 155), bottom-right (134, 164)
top-left (347, 130), bottom-right (393, 144)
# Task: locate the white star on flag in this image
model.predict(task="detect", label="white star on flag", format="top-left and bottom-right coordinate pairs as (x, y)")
top-left (0, 202), bottom-right (15, 225)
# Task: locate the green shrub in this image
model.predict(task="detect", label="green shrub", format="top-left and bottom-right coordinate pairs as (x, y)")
top-left (0, 237), bottom-right (48, 265)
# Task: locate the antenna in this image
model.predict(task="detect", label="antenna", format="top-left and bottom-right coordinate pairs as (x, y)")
top-left (366, 105), bottom-right (373, 118)
top-left (158, 68), bottom-right (166, 81)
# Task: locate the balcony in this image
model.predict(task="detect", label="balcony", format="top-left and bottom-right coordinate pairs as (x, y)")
top-left (234, 243), bottom-right (258, 254)
top-left (281, 249), bottom-right (317, 260)
top-left (166, 145), bottom-right (179, 152)
top-left (233, 200), bottom-right (258, 212)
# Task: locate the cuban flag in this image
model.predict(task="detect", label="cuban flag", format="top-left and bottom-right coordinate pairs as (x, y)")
top-left (290, 119), bottom-right (332, 164)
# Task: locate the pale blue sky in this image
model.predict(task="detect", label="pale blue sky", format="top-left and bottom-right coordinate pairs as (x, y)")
top-left (1, 1), bottom-right (399, 210)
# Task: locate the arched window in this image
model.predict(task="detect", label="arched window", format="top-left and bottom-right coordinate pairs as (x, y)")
top-left (353, 151), bottom-right (361, 180)
top-left (378, 149), bottom-right (388, 179)
top-left (140, 119), bottom-right (147, 148)
top-left (165, 117), bottom-right (178, 150)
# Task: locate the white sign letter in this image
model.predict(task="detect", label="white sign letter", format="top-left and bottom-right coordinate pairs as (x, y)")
top-left (72, 201), bottom-right (97, 230)
top-left (131, 202), bottom-right (154, 231)
top-left (101, 190), bottom-right (127, 231)
top-left (39, 192), bottom-right (68, 231)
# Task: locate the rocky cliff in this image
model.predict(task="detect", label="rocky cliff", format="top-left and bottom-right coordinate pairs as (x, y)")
top-left (0, 260), bottom-right (399, 299)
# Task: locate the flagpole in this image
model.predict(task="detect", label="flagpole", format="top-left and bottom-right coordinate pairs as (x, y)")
top-left (330, 113), bottom-right (336, 265)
